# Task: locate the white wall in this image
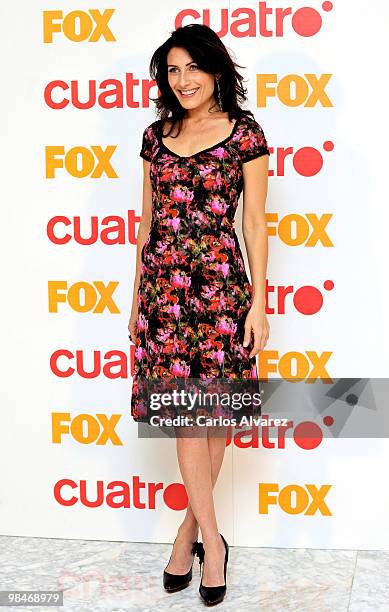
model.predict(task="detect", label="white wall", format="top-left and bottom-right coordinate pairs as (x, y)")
top-left (1, 0), bottom-right (388, 549)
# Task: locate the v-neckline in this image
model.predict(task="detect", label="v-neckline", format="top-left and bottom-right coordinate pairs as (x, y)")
top-left (158, 114), bottom-right (242, 159)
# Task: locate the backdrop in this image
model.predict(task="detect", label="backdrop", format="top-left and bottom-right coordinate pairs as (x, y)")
top-left (1, 0), bottom-right (389, 549)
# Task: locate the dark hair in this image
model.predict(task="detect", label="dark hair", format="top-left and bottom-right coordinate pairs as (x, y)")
top-left (148, 24), bottom-right (254, 137)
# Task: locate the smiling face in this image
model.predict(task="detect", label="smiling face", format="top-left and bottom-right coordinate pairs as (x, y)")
top-left (167, 46), bottom-right (217, 112)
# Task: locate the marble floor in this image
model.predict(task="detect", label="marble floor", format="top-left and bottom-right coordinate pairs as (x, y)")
top-left (0, 535), bottom-right (388, 611)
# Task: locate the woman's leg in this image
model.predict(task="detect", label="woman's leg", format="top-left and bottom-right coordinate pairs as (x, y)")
top-left (207, 425), bottom-right (228, 484)
top-left (165, 425), bottom-right (227, 586)
top-left (200, 426), bottom-right (228, 586)
top-left (165, 426), bottom-right (227, 574)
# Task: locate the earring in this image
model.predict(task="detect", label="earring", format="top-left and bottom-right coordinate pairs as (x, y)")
top-left (216, 78), bottom-right (223, 112)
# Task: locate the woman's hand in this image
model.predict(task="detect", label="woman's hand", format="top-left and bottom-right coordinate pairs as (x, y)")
top-left (128, 304), bottom-right (138, 344)
top-left (243, 307), bottom-right (269, 358)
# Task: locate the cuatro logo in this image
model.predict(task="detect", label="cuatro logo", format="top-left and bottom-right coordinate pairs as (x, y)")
top-left (47, 211), bottom-right (140, 246)
top-left (268, 143), bottom-right (334, 177)
top-left (265, 279), bottom-right (335, 314)
top-left (50, 350), bottom-right (128, 379)
top-left (54, 477), bottom-right (189, 510)
top-left (226, 415), bottom-right (335, 450)
top-left (175, 2), bottom-right (334, 38)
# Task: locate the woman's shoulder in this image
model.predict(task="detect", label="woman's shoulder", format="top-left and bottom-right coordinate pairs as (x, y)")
top-left (142, 119), bottom-right (161, 139)
top-left (233, 109), bottom-right (270, 162)
top-left (236, 109), bottom-right (264, 130)
top-left (140, 119), bottom-right (160, 161)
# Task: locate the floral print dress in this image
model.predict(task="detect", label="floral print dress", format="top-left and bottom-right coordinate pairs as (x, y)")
top-left (131, 110), bottom-right (270, 422)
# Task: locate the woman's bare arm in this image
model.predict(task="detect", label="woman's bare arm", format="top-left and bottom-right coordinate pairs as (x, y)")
top-left (241, 154), bottom-right (270, 356)
top-left (128, 159), bottom-right (153, 340)
top-left (242, 154), bottom-right (269, 313)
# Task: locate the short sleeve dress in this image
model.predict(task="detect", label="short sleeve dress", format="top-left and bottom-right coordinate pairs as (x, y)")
top-left (131, 110), bottom-right (270, 423)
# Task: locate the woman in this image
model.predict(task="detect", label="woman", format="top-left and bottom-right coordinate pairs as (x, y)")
top-left (128, 24), bottom-right (270, 606)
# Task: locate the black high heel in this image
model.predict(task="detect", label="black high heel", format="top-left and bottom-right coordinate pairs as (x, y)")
top-left (197, 533), bottom-right (229, 606)
top-left (163, 538), bottom-right (200, 592)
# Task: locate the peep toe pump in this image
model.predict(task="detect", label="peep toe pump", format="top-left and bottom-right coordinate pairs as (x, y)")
top-left (163, 538), bottom-right (201, 592)
top-left (197, 533), bottom-right (229, 606)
